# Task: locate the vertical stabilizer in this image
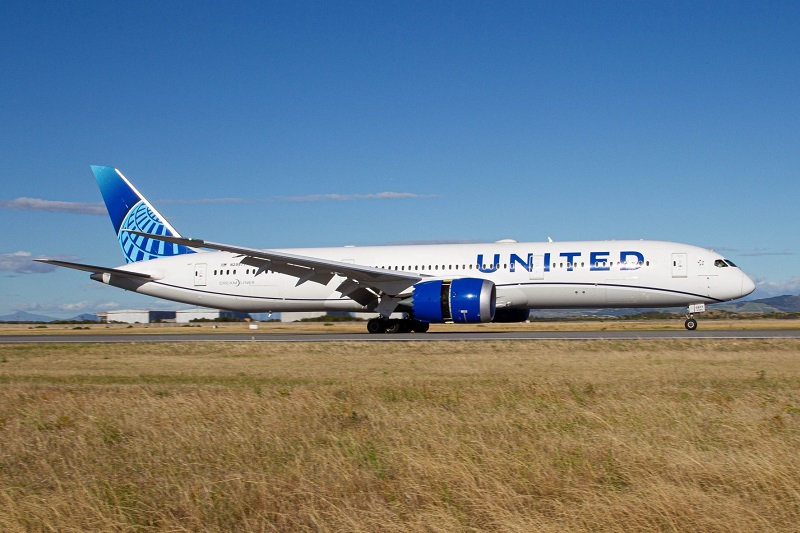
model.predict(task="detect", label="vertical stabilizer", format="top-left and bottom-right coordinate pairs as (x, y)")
top-left (91, 166), bottom-right (195, 263)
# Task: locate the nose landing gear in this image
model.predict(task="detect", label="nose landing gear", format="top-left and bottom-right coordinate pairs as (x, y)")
top-left (684, 303), bottom-right (705, 331)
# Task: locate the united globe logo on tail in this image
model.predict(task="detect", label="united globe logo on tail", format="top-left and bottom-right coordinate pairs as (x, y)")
top-left (92, 166), bottom-right (195, 263)
top-left (118, 201), bottom-right (194, 263)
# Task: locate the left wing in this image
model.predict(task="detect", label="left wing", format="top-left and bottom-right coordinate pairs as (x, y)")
top-left (124, 230), bottom-right (423, 305)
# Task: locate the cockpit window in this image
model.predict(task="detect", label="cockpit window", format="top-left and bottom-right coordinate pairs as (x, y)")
top-left (724, 259), bottom-right (737, 267)
top-left (714, 259), bottom-right (728, 268)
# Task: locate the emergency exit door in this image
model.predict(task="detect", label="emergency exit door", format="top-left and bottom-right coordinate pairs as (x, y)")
top-left (194, 263), bottom-right (207, 286)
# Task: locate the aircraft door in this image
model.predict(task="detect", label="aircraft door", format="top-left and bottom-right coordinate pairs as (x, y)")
top-left (194, 263), bottom-right (207, 286)
top-left (671, 253), bottom-right (687, 278)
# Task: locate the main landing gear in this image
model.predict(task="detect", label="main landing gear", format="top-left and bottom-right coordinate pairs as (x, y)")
top-left (366, 317), bottom-right (430, 334)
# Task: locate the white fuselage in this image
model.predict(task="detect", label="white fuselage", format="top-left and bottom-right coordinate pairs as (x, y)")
top-left (102, 240), bottom-right (755, 313)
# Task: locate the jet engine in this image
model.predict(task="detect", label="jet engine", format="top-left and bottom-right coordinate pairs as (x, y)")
top-left (409, 278), bottom-right (496, 323)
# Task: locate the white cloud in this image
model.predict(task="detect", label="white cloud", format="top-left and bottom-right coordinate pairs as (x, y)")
top-left (59, 301), bottom-right (93, 312)
top-left (158, 197), bottom-right (248, 205)
top-left (741, 251), bottom-right (794, 257)
top-left (1, 192), bottom-right (436, 215)
top-left (0, 197), bottom-right (106, 215)
top-left (277, 192), bottom-right (437, 202)
top-left (753, 276), bottom-right (800, 298)
top-left (170, 192), bottom-right (438, 202)
top-left (55, 301), bottom-right (124, 313)
top-left (0, 251), bottom-right (58, 274)
top-left (737, 246), bottom-right (794, 257)
top-left (13, 299), bottom-right (124, 316)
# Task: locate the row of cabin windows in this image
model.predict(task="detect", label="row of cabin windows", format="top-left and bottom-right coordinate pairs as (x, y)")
top-left (374, 261), bottom-right (650, 271)
top-left (211, 261), bottom-right (654, 277)
top-left (213, 269), bottom-right (273, 276)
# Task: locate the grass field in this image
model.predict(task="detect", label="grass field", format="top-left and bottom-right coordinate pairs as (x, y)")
top-left (1, 339), bottom-right (799, 531)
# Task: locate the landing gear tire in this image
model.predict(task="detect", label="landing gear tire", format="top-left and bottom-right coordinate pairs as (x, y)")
top-left (684, 318), bottom-right (698, 331)
top-left (385, 319), bottom-right (418, 333)
top-left (367, 318), bottom-right (387, 334)
top-left (385, 319), bottom-right (402, 334)
top-left (411, 320), bottom-right (429, 333)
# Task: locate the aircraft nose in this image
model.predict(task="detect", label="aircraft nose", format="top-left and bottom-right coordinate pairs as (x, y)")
top-left (741, 272), bottom-right (756, 297)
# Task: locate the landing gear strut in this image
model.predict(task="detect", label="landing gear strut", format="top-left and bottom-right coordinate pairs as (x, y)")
top-left (684, 303), bottom-right (704, 331)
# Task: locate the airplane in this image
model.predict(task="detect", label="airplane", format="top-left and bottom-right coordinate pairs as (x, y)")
top-left (36, 166), bottom-right (756, 333)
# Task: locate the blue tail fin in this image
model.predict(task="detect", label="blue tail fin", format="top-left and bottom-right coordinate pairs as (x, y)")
top-left (92, 166), bottom-right (195, 263)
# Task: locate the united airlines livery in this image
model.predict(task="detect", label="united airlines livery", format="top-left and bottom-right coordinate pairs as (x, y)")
top-left (37, 166), bottom-right (756, 333)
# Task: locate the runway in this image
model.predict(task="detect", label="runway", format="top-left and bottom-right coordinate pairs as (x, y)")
top-left (1, 329), bottom-right (799, 343)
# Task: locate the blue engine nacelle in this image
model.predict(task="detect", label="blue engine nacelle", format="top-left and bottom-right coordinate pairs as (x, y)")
top-left (410, 278), bottom-right (496, 323)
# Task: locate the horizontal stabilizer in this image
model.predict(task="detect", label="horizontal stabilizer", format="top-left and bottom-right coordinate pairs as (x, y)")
top-left (34, 259), bottom-right (156, 280)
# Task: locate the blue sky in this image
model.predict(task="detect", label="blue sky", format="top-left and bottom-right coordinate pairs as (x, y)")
top-left (1, 1), bottom-right (798, 318)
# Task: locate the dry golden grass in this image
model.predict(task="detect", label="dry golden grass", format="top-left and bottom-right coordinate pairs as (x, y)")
top-left (1, 339), bottom-right (799, 531)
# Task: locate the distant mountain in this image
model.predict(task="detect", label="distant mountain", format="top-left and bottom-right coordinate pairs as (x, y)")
top-left (63, 314), bottom-right (100, 322)
top-left (715, 294), bottom-right (800, 314)
top-left (0, 310), bottom-right (58, 323)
